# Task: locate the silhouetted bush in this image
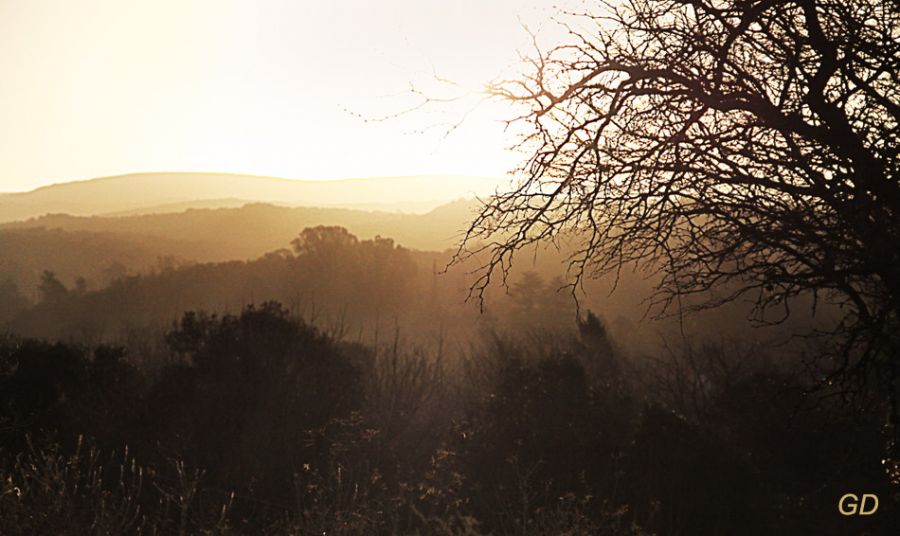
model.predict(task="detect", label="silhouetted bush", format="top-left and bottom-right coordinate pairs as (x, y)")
top-left (147, 302), bottom-right (364, 501)
top-left (0, 338), bottom-right (143, 453)
top-left (454, 336), bottom-right (637, 534)
top-left (1, 303), bottom-right (897, 534)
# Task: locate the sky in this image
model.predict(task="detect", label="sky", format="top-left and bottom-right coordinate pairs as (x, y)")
top-left (0, 0), bottom-right (572, 192)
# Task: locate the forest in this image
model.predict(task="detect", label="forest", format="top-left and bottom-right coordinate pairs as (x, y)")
top-left (0, 222), bottom-right (896, 534)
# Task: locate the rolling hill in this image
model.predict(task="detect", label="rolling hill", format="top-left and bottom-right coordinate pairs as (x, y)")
top-left (0, 199), bottom-right (481, 303)
top-left (1, 199), bottom-right (478, 258)
top-left (0, 172), bottom-right (504, 223)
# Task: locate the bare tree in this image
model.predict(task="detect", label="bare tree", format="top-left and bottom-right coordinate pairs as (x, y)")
top-left (457, 0), bottom-right (898, 389)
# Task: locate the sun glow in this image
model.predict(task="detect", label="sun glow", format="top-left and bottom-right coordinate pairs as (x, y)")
top-left (0, 0), bottom-right (574, 192)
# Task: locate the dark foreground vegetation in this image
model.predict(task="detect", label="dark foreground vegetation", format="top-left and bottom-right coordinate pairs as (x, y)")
top-left (1, 302), bottom-right (896, 535)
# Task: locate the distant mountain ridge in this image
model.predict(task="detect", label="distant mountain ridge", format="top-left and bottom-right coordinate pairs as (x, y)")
top-left (0, 172), bottom-right (504, 223)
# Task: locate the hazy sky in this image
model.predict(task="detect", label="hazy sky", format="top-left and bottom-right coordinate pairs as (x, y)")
top-left (0, 0), bottom-right (571, 192)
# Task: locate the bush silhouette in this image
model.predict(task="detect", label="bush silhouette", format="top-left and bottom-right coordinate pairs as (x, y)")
top-left (148, 302), bottom-right (364, 499)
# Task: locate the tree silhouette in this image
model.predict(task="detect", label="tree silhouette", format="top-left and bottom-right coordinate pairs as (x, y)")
top-left (151, 302), bottom-right (363, 498)
top-left (37, 271), bottom-right (67, 304)
top-left (291, 225), bottom-right (359, 259)
top-left (459, 0), bottom-right (898, 396)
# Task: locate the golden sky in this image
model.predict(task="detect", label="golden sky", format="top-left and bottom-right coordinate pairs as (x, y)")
top-left (0, 0), bottom-right (570, 192)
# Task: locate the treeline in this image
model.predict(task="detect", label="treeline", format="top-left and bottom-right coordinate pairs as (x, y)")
top-left (0, 303), bottom-right (894, 534)
top-left (3, 225), bottom-right (821, 363)
top-left (3, 226), bottom-right (598, 352)
top-left (0, 226), bottom-right (200, 299)
top-left (0, 199), bottom-right (477, 286)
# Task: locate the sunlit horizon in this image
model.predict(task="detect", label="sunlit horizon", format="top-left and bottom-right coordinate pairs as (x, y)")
top-left (1, 169), bottom-right (507, 195)
top-left (0, 0), bottom-right (574, 193)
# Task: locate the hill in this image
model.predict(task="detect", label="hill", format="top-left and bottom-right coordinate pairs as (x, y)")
top-left (0, 199), bottom-right (482, 308)
top-left (1, 199), bottom-right (478, 259)
top-left (0, 227), bottom-right (204, 298)
top-left (0, 172), bottom-right (503, 222)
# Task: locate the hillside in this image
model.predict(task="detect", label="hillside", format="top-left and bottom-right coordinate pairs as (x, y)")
top-left (1, 199), bottom-right (478, 258)
top-left (0, 199), bottom-right (482, 310)
top-left (0, 172), bottom-right (503, 222)
top-left (0, 227), bottom-right (203, 298)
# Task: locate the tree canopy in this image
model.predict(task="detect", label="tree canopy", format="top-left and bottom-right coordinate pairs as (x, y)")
top-left (459, 0), bottom-right (899, 394)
